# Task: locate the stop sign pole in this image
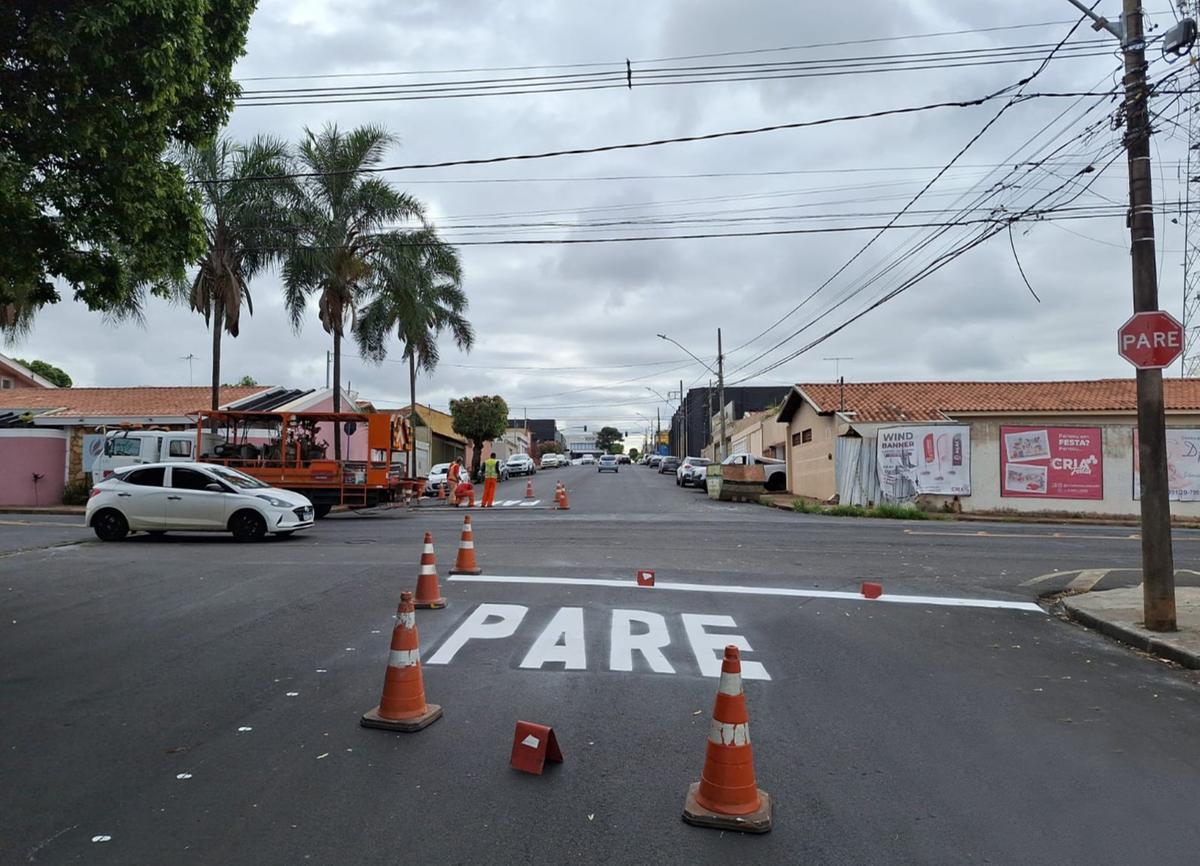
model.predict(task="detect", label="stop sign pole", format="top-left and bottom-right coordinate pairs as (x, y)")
top-left (1114, 0), bottom-right (1176, 631)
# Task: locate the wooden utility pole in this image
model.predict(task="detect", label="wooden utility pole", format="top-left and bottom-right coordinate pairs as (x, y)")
top-left (1067, 0), bottom-right (1177, 629)
top-left (717, 328), bottom-right (727, 461)
top-left (1121, 0), bottom-right (1176, 630)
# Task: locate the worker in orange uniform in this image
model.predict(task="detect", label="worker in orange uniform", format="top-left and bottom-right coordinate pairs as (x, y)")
top-left (481, 452), bottom-right (500, 508)
top-left (446, 457), bottom-right (463, 506)
top-left (454, 479), bottom-right (476, 507)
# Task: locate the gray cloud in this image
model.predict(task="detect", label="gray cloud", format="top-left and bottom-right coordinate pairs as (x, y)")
top-left (8, 0), bottom-right (1190, 433)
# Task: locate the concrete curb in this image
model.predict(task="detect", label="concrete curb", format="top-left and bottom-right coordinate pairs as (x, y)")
top-left (1057, 597), bottom-right (1200, 670)
top-left (0, 506), bottom-right (85, 515)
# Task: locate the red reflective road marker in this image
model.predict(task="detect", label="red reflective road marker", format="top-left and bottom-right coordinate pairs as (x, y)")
top-left (510, 721), bottom-right (563, 775)
top-left (636, 569), bottom-right (656, 587)
top-left (861, 582), bottom-right (883, 600)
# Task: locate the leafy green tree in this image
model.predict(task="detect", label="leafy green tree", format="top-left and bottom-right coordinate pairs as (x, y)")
top-left (537, 441), bottom-right (564, 457)
top-left (174, 135), bottom-right (290, 411)
top-left (11, 357), bottom-right (71, 387)
top-left (355, 226), bottom-right (471, 481)
top-left (222, 375), bottom-right (259, 387)
top-left (628, 448), bottom-right (640, 462)
top-left (0, 1), bottom-right (255, 337)
top-left (282, 124), bottom-right (425, 460)
top-left (596, 426), bottom-right (623, 452)
top-left (450, 396), bottom-right (509, 478)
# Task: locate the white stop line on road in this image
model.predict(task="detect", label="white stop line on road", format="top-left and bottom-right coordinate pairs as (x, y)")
top-left (445, 574), bottom-right (1045, 612)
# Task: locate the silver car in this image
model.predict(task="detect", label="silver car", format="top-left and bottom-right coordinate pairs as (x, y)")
top-left (86, 462), bottom-right (314, 542)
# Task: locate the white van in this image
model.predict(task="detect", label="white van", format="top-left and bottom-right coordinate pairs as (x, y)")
top-left (91, 430), bottom-right (217, 486)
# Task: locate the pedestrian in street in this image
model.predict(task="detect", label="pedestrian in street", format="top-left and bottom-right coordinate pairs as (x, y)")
top-left (482, 451), bottom-right (500, 507)
top-left (447, 457), bottom-right (462, 506)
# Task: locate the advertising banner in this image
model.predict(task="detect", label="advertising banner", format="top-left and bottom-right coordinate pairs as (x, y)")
top-left (876, 425), bottom-right (971, 498)
top-left (82, 433), bottom-right (106, 473)
top-left (1000, 426), bottom-right (1103, 499)
top-left (1133, 428), bottom-right (1200, 501)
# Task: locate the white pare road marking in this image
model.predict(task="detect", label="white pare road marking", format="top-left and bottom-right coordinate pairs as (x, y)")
top-left (446, 574), bottom-right (1044, 613)
top-left (426, 603), bottom-right (770, 679)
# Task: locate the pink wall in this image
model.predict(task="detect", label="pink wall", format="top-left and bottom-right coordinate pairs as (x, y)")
top-left (303, 394), bottom-right (371, 460)
top-left (0, 431), bottom-right (67, 506)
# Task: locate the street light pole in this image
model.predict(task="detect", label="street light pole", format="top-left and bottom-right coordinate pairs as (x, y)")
top-left (717, 327), bottom-right (727, 461)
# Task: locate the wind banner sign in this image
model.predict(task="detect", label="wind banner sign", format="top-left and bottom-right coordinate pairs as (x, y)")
top-left (876, 425), bottom-right (971, 498)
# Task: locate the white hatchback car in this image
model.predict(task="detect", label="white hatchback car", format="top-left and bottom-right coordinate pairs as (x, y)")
top-left (86, 462), bottom-right (315, 542)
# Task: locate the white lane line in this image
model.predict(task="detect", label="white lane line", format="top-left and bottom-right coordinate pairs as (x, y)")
top-left (446, 574), bottom-right (1044, 613)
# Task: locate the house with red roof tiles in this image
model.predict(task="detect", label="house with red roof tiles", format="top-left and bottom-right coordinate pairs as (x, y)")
top-left (776, 379), bottom-right (1200, 517)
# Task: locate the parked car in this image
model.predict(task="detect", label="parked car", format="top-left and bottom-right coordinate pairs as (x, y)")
top-left (424, 462), bottom-right (451, 497)
top-left (647, 455), bottom-right (663, 468)
top-left (506, 453), bottom-right (537, 476)
top-left (86, 462), bottom-right (314, 542)
top-left (597, 454), bottom-right (619, 473)
top-left (617, 454), bottom-right (631, 464)
top-left (677, 457), bottom-right (711, 487)
top-left (581, 454), bottom-right (596, 465)
top-left (539, 453), bottom-right (560, 470)
top-left (658, 456), bottom-right (680, 474)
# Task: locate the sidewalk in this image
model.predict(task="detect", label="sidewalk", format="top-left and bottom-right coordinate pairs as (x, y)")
top-left (1059, 587), bottom-right (1200, 669)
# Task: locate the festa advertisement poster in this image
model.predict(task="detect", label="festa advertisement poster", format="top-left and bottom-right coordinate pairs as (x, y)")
top-left (1000, 426), bottom-right (1103, 500)
top-left (1133, 428), bottom-right (1200, 501)
top-left (876, 425), bottom-right (971, 498)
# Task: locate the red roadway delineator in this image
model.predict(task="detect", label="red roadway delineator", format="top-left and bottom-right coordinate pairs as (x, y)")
top-left (861, 581), bottom-right (883, 600)
top-left (682, 645), bottom-right (772, 833)
top-left (510, 720), bottom-right (563, 775)
top-left (636, 569), bottom-right (655, 587)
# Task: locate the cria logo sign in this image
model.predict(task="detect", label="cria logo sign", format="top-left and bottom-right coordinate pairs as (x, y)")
top-left (1052, 455), bottom-right (1099, 476)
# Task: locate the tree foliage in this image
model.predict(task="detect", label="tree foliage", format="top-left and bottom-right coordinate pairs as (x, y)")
top-left (537, 441), bottom-right (564, 457)
top-left (596, 426), bottom-right (623, 452)
top-left (12, 357), bottom-right (71, 387)
top-left (173, 134), bottom-right (290, 409)
top-left (450, 395), bottom-right (509, 477)
top-left (0, 1), bottom-right (256, 337)
top-left (281, 124), bottom-right (425, 457)
top-left (628, 448), bottom-right (640, 461)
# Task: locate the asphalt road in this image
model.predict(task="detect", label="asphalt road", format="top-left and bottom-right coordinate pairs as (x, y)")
top-left (3, 464), bottom-right (1199, 864)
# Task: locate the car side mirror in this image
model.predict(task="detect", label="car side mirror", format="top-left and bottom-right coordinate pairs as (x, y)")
top-left (205, 483), bottom-right (225, 493)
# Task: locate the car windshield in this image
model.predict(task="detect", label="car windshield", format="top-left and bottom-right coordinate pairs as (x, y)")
top-left (430, 464), bottom-right (450, 475)
top-left (601, 455), bottom-right (616, 461)
top-left (690, 458), bottom-right (711, 466)
top-left (507, 455), bottom-right (527, 462)
top-left (208, 465), bottom-right (270, 490)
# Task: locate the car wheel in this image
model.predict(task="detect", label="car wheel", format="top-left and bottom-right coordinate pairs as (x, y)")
top-left (314, 504), bottom-right (332, 520)
top-left (92, 509), bottom-right (128, 542)
top-left (229, 510), bottom-right (267, 542)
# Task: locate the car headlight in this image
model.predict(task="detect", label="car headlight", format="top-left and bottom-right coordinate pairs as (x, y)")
top-left (256, 494), bottom-right (293, 508)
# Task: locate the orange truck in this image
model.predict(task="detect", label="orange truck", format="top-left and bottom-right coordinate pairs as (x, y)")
top-left (192, 409), bottom-right (414, 518)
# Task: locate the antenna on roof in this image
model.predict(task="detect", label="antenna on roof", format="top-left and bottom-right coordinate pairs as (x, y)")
top-left (180, 354), bottom-right (197, 386)
top-left (823, 357), bottom-right (853, 413)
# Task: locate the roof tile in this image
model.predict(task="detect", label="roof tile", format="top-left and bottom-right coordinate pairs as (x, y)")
top-left (797, 379), bottom-right (1200, 423)
top-left (0, 386), bottom-right (271, 418)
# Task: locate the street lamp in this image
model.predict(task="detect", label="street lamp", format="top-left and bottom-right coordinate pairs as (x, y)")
top-left (657, 331), bottom-right (727, 459)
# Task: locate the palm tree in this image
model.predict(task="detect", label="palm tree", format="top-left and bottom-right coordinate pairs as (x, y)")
top-left (282, 124), bottom-right (424, 460)
top-left (355, 227), bottom-right (472, 475)
top-left (174, 135), bottom-right (290, 411)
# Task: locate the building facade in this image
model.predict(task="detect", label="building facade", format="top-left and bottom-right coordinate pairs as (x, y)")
top-left (777, 379), bottom-right (1200, 517)
top-left (669, 385), bottom-right (790, 458)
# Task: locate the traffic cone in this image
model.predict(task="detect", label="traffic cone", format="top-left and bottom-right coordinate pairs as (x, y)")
top-left (413, 531), bottom-right (447, 609)
top-left (525, 479), bottom-right (535, 499)
top-left (682, 645), bottom-right (772, 833)
top-left (449, 515), bottom-right (483, 576)
top-left (553, 481), bottom-right (564, 505)
top-left (557, 485), bottom-right (570, 510)
top-left (438, 480), bottom-right (447, 501)
top-left (361, 591), bottom-right (443, 732)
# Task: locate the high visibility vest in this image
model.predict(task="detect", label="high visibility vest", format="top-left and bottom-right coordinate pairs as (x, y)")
top-left (484, 458), bottom-right (500, 479)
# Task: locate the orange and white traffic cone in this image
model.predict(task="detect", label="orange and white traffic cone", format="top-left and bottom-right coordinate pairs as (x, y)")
top-left (413, 531), bottom-right (447, 609)
top-left (682, 645), bottom-right (772, 833)
top-left (557, 485), bottom-right (570, 510)
top-left (525, 479), bottom-right (535, 499)
top-left (361, 591), bottom-right (443, 732)
top-left (449, 515), bottom-right (483, 576)
top-left (554, 481), bottom-right (564, 506)
top-left (438, 480), bottom-right (447, 501)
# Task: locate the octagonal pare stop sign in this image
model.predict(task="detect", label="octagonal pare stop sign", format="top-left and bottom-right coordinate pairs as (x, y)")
top-left (1118, 310), bottom-right (1185, 369)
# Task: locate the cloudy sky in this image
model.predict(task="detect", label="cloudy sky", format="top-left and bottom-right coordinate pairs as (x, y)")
top-left (8, 1), bottom-right (1197, 442)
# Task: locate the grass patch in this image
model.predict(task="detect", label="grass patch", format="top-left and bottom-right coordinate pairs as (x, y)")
top-left (867, 503), bottom-right (930, 520)
top-left (789, 499), bottom-right (931, 520)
